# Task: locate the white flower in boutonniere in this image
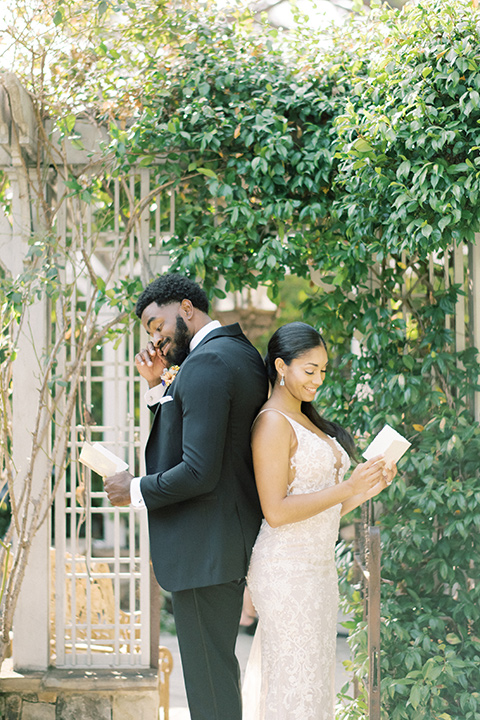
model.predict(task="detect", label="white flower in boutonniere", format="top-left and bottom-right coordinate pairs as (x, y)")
top-left (161, 365), bottom-right (179, 388)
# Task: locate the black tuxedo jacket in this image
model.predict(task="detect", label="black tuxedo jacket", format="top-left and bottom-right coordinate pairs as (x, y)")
top-left (141, 324), bottom-right (268, 592)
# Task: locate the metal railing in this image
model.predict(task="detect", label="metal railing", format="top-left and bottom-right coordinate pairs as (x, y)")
top-left (353, 503), bottom-right (381, 720)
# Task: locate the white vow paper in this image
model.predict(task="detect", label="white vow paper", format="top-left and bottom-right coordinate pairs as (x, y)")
top-left (79, 442), bottom-right (128, 477)
top-left (362, 424), bottom-right (411, 466)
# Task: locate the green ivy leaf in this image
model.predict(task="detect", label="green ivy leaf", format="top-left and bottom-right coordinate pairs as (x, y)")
top-left (197, 168), bottom-right (218, 179)
top-left (445, 633), bottom-right (461, 645)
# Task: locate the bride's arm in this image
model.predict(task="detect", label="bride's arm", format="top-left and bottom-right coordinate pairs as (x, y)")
top-left (252, 412), bottom-right (385, 528)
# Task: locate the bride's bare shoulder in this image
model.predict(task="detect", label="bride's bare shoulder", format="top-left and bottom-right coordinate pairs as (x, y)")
top-left (252, 406), bottom-right (293, 437)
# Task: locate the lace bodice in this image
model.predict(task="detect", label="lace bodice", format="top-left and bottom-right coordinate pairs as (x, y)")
top-left (287, 415), bottom-right (350, 491)
top-left (245, 409), bottom-right (351, 720)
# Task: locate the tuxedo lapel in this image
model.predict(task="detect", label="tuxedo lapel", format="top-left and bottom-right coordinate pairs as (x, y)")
top-left (146, 383), bottom-right (175, 457)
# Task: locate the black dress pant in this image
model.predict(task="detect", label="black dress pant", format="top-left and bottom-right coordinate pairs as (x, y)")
top-left (171, 578), bottom-right (245, 720)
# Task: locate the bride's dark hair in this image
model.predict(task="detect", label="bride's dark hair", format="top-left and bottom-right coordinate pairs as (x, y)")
top-left (265, 322), bottom-right (356, 459)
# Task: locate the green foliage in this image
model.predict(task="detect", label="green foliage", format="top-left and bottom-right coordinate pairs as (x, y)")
top-left (319, 3), bottom-right (480, 717)
top-left (116, 9), bottom-right (344, 294)
top-left (333, 1), bottom-right (480, 254)
top-left (255, 275), bottom-right (318, 356)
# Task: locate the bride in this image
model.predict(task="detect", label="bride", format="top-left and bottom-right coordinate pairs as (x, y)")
top-left (243, 322), bottom-right (396, 720)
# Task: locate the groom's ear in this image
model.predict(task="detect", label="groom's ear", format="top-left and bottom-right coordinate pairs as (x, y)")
top-left (179, 299), bottom-right (194, 320)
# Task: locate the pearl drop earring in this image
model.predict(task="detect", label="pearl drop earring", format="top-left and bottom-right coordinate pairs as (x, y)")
top-left (280, 375), bottom-right (285, 387)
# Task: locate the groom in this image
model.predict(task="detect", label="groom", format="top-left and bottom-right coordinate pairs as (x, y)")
top-left (104, 273), bottom-right (268, 720)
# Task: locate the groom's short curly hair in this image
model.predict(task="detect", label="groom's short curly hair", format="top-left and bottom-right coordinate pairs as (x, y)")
top-left (135, 273), bottom-right (209, 318)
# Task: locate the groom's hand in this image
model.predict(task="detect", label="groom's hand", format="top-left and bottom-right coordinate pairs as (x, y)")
top-left (135, 341), bottom-right (169, 388)
top-left (104, 470), bottom-right (134, 506)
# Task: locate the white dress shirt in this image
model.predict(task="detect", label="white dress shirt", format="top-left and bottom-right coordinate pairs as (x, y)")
top-left (130, 320), bottom-right (222, 508)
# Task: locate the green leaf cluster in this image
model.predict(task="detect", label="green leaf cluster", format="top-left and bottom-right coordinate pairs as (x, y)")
top-left (113, 9), bottom-right (344, 294)
top-left (332, 1), bottom-right (480, 254)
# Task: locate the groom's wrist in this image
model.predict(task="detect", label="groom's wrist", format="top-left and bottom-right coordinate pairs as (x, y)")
top-left (130, 476), bottom-right (146, 509)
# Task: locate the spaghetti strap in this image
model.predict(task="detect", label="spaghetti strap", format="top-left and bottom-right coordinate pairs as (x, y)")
top-left (257, 408), bottom-right (295, 422)
top-left (251, 407), bottom-right (298, 433)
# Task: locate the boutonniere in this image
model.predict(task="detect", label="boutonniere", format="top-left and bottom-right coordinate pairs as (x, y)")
top-left (161, 365), bottom-right (179, 388)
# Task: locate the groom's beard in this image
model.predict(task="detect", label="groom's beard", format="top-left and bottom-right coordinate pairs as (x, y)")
top-left (165, 315), bottom-right (191, 366)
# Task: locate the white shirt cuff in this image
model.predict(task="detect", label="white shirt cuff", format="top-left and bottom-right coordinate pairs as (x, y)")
top-left (145, 383), bottom-right (167, 406)
top-left (130, 476), bottom-right (146, 509)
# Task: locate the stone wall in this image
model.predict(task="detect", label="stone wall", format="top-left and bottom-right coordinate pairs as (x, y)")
top-left (0, 666), bottom-right (161, 720)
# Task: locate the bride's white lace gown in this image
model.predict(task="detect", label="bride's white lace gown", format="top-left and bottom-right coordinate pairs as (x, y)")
top-left (245, 409), bottom-right (350, 720)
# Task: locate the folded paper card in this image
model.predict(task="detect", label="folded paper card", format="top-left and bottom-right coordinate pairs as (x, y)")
top-left (79, 442), bottom-right (129, 477)
top-left (362, 424), bottom-right (411, 466)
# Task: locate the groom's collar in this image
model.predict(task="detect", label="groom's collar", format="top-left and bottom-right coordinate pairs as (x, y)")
top-left (189, 320), bottom-right (222, 352)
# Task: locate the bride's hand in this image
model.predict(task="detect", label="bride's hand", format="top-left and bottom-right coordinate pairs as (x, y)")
top-left (346, 456), bottom-right (386, 496)
top-left (367, 462), bottom-right (398, 498)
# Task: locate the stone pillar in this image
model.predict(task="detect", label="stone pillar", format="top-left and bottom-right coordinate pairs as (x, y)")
top-left (10, 292), bottom-right (50, 670)
top-left (0, 72), bottom-right (50, 670)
